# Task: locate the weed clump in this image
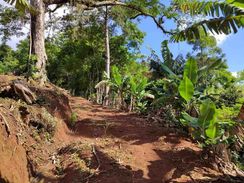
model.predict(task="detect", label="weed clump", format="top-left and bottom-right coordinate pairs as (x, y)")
top-left (70, 112), bottom-right (78, 127)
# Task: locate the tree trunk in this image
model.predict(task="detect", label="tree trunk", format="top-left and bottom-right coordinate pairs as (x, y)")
top-left (30, 0), bottom-right (47, 85)
top-left (27, 27), bottom-right (32, 81)
top-left (104, 5), bottom-right (111, 106)
top-left (129, 95), bottom-right (134, 112)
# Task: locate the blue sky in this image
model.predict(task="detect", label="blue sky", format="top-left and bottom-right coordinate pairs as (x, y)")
top-left (137, 17), bottom-right (244, 72)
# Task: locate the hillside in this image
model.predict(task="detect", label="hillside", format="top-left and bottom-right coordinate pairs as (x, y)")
top-left (0, 75), bottom-right (243, 183)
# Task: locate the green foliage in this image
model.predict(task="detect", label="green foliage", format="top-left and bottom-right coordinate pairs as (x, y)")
top-left (110, 62), bottom-right (149, 112)
top-left (237, 70), bottom-right (244, 82)
top-left (0, 39), bottom-right (39, 76)
top-left (46, 20), bottom-right (136, 97)
top-left (111, 66), bottom-right (123, 88)
top-left (0, 5), bottom-right (28, 42)
top-left (70, 112), bottom-right (78, 127)
top-left (161, 40), bottom-right (173, 68)
top-left (149, 41), bottom-right (185, 79)
top-left (183, 58), bottom-right (198, 84)
top-left (4, 0), bottom-right (33, 13)
top-left (218, 86), bottom-right (243, 107)
top-left (227, 0), bottom-right (244, 9)
top-left (0, 44), bottom-right (19, 73)
top-left (198, 99), bottom-right (217, 130)
top-left (181, 99), bottom-right (230, 144)
top-left (128, 73), bottom-right (148, 111)
top-left (177, 53), bottom-right (239, 145)
top-left (111, 66), bottom-right (129, 96)
top-left (178, 58), bottom-right (198, 102)
top-left (172, 0), bottom-right (244, 42)
top-left (217, 105), bottom-right (241, 122)
top-left (178, 76), bottom-right (194, 102)
top-left (147, 32), bottom-right (243, 148)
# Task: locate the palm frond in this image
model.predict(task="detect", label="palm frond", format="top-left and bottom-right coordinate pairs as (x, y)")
top-left (227, 0), bottom-right (244, 9)
top-left (171, 1), bottom-right (244, 42)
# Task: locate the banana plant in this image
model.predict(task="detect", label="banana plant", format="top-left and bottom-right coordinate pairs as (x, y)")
top-left (178, 76), bottom-right (194, 102)
top-left (159, 56), bottom-right (223, 106)
top-left (177, 58), bottom-right (234, 144)
top-left (110, 66), bottom-right (130, 108)
top-left (181, 99), bottom-right (221, 143)
top-left (178, 57), bottom-right (198, 102)
top-left (128, 74), bottom-right (148, 112)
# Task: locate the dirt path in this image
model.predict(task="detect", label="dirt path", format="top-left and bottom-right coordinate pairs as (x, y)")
top-left (1, 76), bottom-right (241, 183)
top-left (56, 97), bottom-right (221, 183)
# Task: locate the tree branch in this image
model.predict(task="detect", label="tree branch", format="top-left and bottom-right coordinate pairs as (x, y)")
top-left (87, 1), bottom-right (174, 35)
top-left (44, 0), bottom-right (173, 35)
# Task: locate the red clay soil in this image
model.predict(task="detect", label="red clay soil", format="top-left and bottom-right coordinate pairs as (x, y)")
top-left (0, 119), bottom-right (29, 183)
top-left (0, 80), bottom-right (238, 183)
top-left (52, 97), bottom-right (223, 183)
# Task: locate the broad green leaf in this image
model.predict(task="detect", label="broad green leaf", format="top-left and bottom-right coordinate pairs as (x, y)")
top-left (161, 64), bottom-right (177, 77)
top-left (184, 58), bottom-right (198, 84)
top-left (181, 112), bottom-right (199, 128)
top-left (205, 123), bottom-right (217, 139)
top-left (199, 99), bottom-right (217, 128)
top-left (178, 76), bottom-right (194, 102)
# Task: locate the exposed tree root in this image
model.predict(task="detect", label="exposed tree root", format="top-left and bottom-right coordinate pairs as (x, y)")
top-left (0, 109), bottom-right (11, 136)
top-left (81, 145), bottom-right (102, 183)
top-left (92, 144), bottom-right (101, 171)
top-left (12, 82), bottom-right (36, 104)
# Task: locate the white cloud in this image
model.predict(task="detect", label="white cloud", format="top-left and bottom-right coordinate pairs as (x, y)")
top-left (210, 32), bottom-right (231, 46)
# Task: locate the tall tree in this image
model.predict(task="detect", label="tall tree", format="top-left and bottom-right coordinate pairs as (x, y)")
top-left (104, 5), bottom-right (110, 105)
top-left (4, 0), bottom-right (173, 84)
top-left (30, 0), bottom-right (47, 84)
top-left (4, 0), bottom-right (244, 84)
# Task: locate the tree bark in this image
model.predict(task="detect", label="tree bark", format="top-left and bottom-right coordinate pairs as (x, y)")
top-left (105, 6), bottom-right (111, 80)
top-left (30, 0), bottom-right (47, 85)
top-left (104, 5), bottom-right (111, 106)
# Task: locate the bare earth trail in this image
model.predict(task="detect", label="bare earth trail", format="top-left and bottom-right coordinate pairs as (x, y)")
top-left (52, 97), bottom-right (221, 183)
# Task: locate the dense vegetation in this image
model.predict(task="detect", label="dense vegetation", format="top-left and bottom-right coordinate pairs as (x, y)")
top-left (0, 0), bottom-right (244, 176)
